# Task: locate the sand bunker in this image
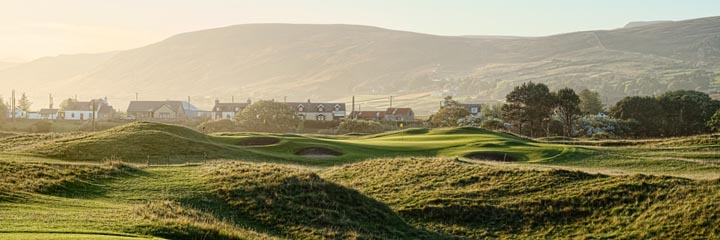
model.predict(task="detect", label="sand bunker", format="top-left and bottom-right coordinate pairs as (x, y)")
top-left (466, 152), bottom-right (516, 162)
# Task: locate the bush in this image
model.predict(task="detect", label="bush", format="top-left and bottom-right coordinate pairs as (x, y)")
top-left (338, 120), bottom-right (384, 134)
top-left (592, 132), bottom-right (611, 140)
top-left (31, 121), bottom-right (53, 133)
top-left (198, 119), bottom-right (237, 133)
top-left (481, 118), bottom-right (505, 131)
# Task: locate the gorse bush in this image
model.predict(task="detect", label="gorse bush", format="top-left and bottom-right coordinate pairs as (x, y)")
top-left (337, 120), bottom-right (384, 134)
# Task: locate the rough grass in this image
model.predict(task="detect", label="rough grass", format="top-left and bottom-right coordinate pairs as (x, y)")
top-left (204, 162), bottom-right (441, 239)
top-left (321, 158), bottom-right (720, 239)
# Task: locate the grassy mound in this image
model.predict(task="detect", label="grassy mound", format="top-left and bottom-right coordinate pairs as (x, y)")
top-left (204, 162), bottom-right (440, 239)
top-left (24, 122), bottom-right (266, 163)
top-left (322, 158), bottom-right (720, 239)
top-left (0, 160), bottom-right (135, 197)
top-left (130, 200), bottom-right (277, 240)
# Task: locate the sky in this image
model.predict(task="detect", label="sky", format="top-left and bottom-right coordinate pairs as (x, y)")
top-left (1, 0), bottom-right (719, 61)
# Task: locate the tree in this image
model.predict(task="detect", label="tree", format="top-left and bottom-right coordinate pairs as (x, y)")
top-left (502, 82), bottom-right (557, 137)
top-left (442, 96), bottom-right (460, 108)
top-left (578, 89), bottom-right (604, 115)
top-left (708, 109), bottom-right (720, 133)
top-left (555, 88), bottom-right (581, 137)
top-left (17, 93), bottom-right (32, 112)
top-left (235, 100), bottom-right (299, 133)
top-left (430, 106), bottom-right (470, 127)
top-left (610, 96), bottom-right (665, 138)
top-left (657, 90), bottom-right (720, 136)
top-left (480, 103), bottom-right (504, 119)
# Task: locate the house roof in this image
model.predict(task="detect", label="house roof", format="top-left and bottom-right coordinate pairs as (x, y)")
top-left (385, 108), bottom-right (413, 115)
top-left (63, 99), bottom-right (109, 111)
top-left (127, 101), bottom-right (184, 113)
top-left (39, 109), bottom-right (59, 115)
top-left (286, 102), bottom-right (346, 112)
top-left (349, 111), bottom-right (385, 119)
top-left (213, 102), bottom-right (250, 112)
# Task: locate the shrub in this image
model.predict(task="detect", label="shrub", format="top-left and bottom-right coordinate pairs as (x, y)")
top-left (481, 118), bottom-right (505, 130)
top-left (31, 121), bottom-right (53, 133)
top-left (197, 119), bottom-right (237, 133)
top-left (592, 132), bottom-right (611, 140)
top-left (338, 120), bottom-right (384, 134)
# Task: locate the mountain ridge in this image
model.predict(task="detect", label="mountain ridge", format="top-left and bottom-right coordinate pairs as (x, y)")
top-left (1, 17), bottom-right (719, 112)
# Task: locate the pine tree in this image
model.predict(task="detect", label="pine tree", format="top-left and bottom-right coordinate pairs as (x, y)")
top-left (17, 93), bottom-right (32, 112)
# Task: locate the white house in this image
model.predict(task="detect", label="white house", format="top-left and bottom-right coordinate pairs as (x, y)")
top-left (59, 99), bottom-right (111, 121)
top-left (39, 109), bottom-right (59, 120)
top-left (212, 99), bottom-right (251, 120)
top-left (27, 112), bottom-right (41, 119)
top-left (7, 109), bottom-right (26, 119)
top-left (287, 100), bottom-right (346, 121)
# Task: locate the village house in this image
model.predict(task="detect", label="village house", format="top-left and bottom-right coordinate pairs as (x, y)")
top-left (459, 103), bottom-right (481, 116)
top-left (212, 99), bottom-right (251, 120)
top-left (384, 107), bottom-right (415, 122)
top-left (39, 109), bottom-right (59, 120)
top-left (349, 107), bottom-right (415, 122)
top-left (59, 98), bottom-right (115, 121)
top-left (349, 111), bottom-right (386, 121)
top-left (286, 100), bottom-right (346, 121)
top-left (126, 101), bottom-right (187, 120)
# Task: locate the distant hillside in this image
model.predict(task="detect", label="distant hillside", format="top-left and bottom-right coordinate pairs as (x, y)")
top-left (0, 61), bottom-right (19, 71)
top-left (624, 20), bottom-right (673, 28)
top-left (1, 16), bottom-right (719, 112)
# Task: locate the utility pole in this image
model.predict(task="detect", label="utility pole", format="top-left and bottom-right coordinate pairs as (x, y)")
top-left (49, 93), bottom-right (54, 109)
top-left (389, 96), bottom-right (393, 107)
top-left (351, 96), bottom-right (355, 113)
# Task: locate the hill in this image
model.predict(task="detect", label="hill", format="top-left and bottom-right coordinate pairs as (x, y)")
top-left (1, 157), bottom-right (717, 239)
top-left (2, 17), bottom-right (719, 112)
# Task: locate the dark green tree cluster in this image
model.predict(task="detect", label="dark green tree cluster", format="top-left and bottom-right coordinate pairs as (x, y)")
top-left (610, 90), bottom-right (720, 137)
top-left (235, 100), bottom-right (300, 133)
top-left (502, 82), bottom-right (581, 137)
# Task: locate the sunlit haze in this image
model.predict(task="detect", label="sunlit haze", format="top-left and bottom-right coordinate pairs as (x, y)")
top-left (1, 0), bottom-right (719, 61)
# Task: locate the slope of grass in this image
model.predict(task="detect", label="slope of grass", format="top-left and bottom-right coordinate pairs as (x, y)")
top-left (203, 161), bottom-right (441, 239)
top-left (321, 158), bottom-right (720, 239)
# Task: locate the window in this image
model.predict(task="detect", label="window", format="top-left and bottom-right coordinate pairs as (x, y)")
top-left (318, 105), bottom-right (325, 112)
top-left (334, 105), bottom-right (341, 111)
top-left (71, 113), bottom-right (75, 118)
top-left (316, 115), bottom-right (326, 120)
top-left (298, 105), bottom-right (304, 112)
top-left (235, 107), bottom-right (239, 111)
top-left (226, 114), bottom-right (231, 119)
top-left (159, 113), bottom-right (171, 118)
top-left (471, 107), bottom-right (478, 113)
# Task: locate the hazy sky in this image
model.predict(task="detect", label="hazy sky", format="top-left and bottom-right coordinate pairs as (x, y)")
top-left (1, 0), bottom-right (719, 61)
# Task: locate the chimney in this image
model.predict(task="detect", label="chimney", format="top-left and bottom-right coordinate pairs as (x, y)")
top-left (215, 99), bottom-right (220, 105)
top-left (307, 99), bottom-right (311, 103)
top-left (247, 98), bottom-right (252, 104)
top-left (352, 96), bottom-right (355, 113)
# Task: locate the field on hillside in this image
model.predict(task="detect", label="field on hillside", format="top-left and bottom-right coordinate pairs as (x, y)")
top-left (1, 122), bottom-right (718, 239)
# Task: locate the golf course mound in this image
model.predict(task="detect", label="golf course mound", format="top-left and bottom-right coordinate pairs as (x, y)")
top-left (235, 137), bottom-right (280, 146)
top-left (295, 147), bottom-right (343, 158)
top-left (465, 152), bottom-right (517, 161)
top-left (204, 162), bottom-right (437, 239)
top-left (24, 122), bottom-right (265, 163)
top-left (322, 158), bottom-right (720, 239)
